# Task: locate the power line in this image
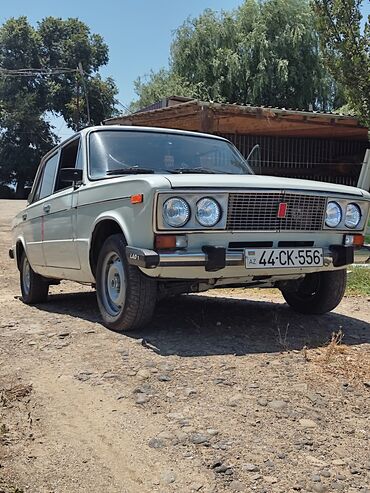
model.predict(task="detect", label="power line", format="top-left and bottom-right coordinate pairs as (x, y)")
top-left (0, 67), bottom-right (78, 77)
top-left (0, 64), bottom-right (92, 128)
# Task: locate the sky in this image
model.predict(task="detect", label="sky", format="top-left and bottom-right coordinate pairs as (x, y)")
top-left (1, 0), bottom-right (369, 139)
top-left (0, 0), bottom-right (244, 138)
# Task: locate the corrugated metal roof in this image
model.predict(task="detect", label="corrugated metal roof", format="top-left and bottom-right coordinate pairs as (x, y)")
top-left (106, 98), bottom-right (364, 124)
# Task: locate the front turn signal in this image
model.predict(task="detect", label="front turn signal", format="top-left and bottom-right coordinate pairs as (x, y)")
top-left (130, 194), bottom-right (143, 204)
top-left (344, 234), bottom-right (364, 248)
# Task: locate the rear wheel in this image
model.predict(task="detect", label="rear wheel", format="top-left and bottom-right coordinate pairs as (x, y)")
top-left (96, 234), bottom-right (157, 331)
top-left (20, 252), bottom-right (49, 304)
top-left (280, 269), bottom-right (347, 314)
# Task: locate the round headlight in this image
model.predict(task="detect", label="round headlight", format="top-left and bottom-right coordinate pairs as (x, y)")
top-left (325, 201), bottom-right (342, 228)
top-left (196, 197), bottom-right (221, 227)
top-left (163, 197), bottom-right (190, 227)
top-left (345, 203), bottom-right (361, 228)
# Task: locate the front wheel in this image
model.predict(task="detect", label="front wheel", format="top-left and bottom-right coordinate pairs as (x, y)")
top-left (280, 269), bottom-right (347, 315)
top-left (96, 234), bottom-right (157, 331)
top-left (20, 252), bottom-right (49, 304)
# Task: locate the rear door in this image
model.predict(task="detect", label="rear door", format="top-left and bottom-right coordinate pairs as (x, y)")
top-left (23, 152), bottom-right (59, 267)
top-left (42, 137), bottom-right (82, 269)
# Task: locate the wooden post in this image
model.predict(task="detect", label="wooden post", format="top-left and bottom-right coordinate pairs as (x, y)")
top-left (200, 105), bottom-right (214, 134)
top-left (357, 149), bottom-right (370, 192)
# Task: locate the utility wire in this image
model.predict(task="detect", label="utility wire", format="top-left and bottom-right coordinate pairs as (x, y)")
top-left (0, 67), bottom-right (78, 76)
top-left (0, 64), bottom-right (92, 128)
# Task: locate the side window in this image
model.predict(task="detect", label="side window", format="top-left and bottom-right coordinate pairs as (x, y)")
top-left (54, 138), bottom-right (81, 192)
top-left (33, 153), bottom-right (59, 202)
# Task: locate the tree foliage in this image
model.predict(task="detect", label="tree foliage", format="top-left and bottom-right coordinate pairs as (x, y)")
top-left (312, 0), bottom-right (370, 125)
top-left (0, 99), bottom-right (56, 194)
top-left (0, 16), bottom-right (118, 194)
top-left (132, 0), bottom-right (336, 112)
top-left (129, 69), bottom-right (198, 113)
top-left (38, 17), bottom-right (117, 129)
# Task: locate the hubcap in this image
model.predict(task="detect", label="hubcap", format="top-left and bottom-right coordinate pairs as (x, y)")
top-left (22, 257), bottom-right (31, 295)
top-left (101, 251), bottom-right (126, 317)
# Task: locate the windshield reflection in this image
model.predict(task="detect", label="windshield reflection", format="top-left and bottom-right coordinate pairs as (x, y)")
top-left (88, 130), bottom-right (252, 179)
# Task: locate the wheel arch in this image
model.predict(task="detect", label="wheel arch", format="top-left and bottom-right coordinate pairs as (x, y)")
top-left (89, 215), bottom-right (128, 278)
top-left (15, 237), bottom-right (27, 271)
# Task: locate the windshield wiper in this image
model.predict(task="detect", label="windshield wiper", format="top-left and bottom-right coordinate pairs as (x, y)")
top-left (106, 167), bottom-right (155, 175)
top-left (168, 167), bottom-right (219, 174)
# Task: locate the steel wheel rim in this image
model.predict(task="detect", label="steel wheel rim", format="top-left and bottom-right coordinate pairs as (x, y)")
top-left (101, 251), bottom-right (126, 317)
top-left (22, 257), bottom-right (31, 295)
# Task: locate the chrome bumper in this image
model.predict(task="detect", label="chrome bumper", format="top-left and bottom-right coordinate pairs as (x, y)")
top-left (126, 245), bottom-right (354, 271)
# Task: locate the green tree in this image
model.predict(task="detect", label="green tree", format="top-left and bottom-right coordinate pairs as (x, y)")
top-left (0, 16), bottom-right (118, 195)
top-left (0, 98), bottom-right (56, 196)
top-left (38, 17), bottom-right (118, 129)
top-left (0, 16), bottom-right (56, 196)
top-left (132, 0), bottom-right (337, 112)
top-left (129, 69), bottom-right (199, 113)
top-left (312, 0), bottom-right (370, 125)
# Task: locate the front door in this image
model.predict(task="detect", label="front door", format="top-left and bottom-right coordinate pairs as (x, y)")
top-left (42, 138), bottom-right (81, 269)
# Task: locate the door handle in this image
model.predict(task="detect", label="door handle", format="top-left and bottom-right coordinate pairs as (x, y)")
top-left (22, 213), bottom-right (27, 221)
top-left (43, 204), bottom-right (51, 213)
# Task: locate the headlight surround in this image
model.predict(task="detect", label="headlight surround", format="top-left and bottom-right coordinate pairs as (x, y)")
top-left (196, 197), bottom-right (221, 227)
top-left (162, 197), bottom-right (190, 227)
top-left (325, 201), bottom-right (342, 228)
top-left (345, 203), bottom-right (361, 228)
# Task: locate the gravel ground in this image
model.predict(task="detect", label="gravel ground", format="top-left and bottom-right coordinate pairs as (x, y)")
top-left (0, 200), bottom-right (369, 493)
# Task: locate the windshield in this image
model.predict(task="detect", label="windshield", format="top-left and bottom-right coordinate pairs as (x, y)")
top-left (88, 130), bottom-right (252, 179)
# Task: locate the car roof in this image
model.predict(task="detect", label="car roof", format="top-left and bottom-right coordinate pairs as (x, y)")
top-left (81, 125), bottom-right (227, 141)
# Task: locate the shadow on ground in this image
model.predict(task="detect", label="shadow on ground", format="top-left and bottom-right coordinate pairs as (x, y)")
top-left (33, 290), bottom-right (370, 357)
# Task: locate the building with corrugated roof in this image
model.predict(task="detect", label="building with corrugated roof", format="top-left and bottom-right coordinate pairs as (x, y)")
top-left (105, 97), bottom-right (369, 186)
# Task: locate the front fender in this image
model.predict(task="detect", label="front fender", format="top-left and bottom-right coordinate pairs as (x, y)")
top-left (90, 211), bottom-right (132, 246)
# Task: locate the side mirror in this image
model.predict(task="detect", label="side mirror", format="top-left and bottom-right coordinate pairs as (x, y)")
top-left (59, 168), bottom-right (83, 184)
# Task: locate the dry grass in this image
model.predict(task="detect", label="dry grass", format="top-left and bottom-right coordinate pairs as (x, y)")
top-left (0, 481), bottom-right (24, 493)
top-left (310, 330), bottom-right (370, 386)
top-left (322, 330), bottom-right (345, 363)
top-left (0, 383), bottom-right (32, 408)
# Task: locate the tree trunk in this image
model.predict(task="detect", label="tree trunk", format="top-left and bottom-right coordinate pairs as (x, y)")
top-left (15, 178), bottom-right (25, 199)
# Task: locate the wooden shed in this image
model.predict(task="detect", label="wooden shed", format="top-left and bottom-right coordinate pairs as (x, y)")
top-left (105, 98), bottom-right (369, 186)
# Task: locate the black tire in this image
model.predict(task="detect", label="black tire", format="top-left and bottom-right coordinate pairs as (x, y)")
top-left (281, 269), bottom-right (347, 315)
top-left (20, 252), bottom-right (49, 304)
top-left (96, 234), bottom-right (157, 331)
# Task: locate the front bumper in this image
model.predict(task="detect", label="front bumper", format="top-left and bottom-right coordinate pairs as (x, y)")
top-left (126, 245), bottom-right (354, 271)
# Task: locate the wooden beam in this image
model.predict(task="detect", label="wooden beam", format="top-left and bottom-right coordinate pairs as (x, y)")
top-left (256, 164), bottom-right (360, 178)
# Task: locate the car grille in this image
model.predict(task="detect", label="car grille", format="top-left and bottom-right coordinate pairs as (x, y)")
top-left (226, 192), bottom-right (326, 231)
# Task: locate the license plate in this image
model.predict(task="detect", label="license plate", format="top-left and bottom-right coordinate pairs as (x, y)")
top-left (245, 248), bottom-right (324, 269)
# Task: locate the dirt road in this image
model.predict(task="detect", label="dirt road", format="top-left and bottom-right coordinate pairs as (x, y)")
top-left (0, 200), bottom-right (369, 493)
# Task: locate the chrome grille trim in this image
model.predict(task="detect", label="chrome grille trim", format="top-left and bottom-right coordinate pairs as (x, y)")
top-left (226, 192), bottom-right (326, 231)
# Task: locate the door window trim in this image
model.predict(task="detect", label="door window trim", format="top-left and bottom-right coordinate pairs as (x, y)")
top-left (54, 136), bottom-right (82, 194)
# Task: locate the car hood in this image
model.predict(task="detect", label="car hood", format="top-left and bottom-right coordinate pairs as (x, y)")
top-left (163, 173), bottom-right (369, 197)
